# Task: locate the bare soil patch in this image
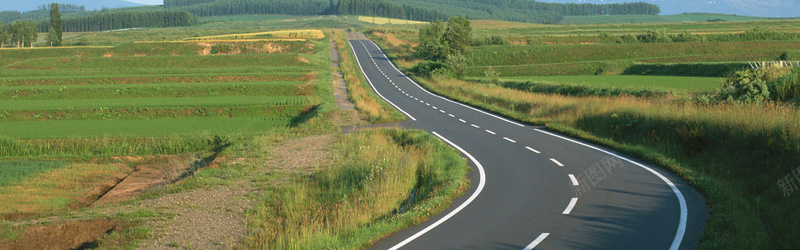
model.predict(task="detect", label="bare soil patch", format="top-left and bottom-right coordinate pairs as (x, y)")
top-left (0, 219), bottom-right (117, 250)
top-left (265, 134), bottom-right (335, 174)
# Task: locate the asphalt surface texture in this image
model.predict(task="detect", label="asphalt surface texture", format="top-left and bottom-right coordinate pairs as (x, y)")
top-left (347, 36), bottom-right (708, 250)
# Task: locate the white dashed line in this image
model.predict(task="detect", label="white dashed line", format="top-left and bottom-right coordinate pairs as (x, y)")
top-left (549, 158), bottom-right (564, 167)
top-left (525, 146), bottom-right (541, 154)
top-left (563, 198), bottom-right (579, 215)
top-left (471, 124), bottom-right (480, 128)
top-left (485, 130), bottom-right (496, 135)
top-left (440, 110), bottom-right (446, 113)
top-left (433, 106), bottom-right (438, 109)
top-left (523, 233), bottom-right (550, 250)
top-left (426, 103), bottom-right (431, 106)
top-left (568, 174), bottom-right (579, 186)
top-left (503, 137), bottom-right (516, 143)
top-left (448, 114), bottom-right (455, 117)
top-left (459, 119), bottom-right (466, 123)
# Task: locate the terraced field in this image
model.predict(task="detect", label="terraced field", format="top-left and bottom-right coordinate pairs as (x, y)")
top-left (0, 35), bottom-right (328, 141)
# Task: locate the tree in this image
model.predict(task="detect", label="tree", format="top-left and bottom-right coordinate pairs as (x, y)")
top-left (0, 21), bottom-right (8, 48)
top-left (442, 16), bottom-right (471, 57)
top-left (446, 53), bottom-right (467, 79)
top-left (23, 20), bottom-right (38, 47)
top-left (416, 20), bottom-right (447, 60)
top-left (48, 3), bottom-right (62, 46)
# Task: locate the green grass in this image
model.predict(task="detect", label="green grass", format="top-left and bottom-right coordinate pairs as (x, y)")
top-left (0, 81), bottom-right (307, 100)
top-left (495, 75), bottom-right (722, 93)
top-left (0, 117), bottom-right (294, 139)
top-left (0, 72), bottom-right (311, 86)
top-left (0, 96), bottom-right (307, 110)
top-left (560, 13), bottom-right (793, 25)
top-left (0, 161), bottom-right (66, 187)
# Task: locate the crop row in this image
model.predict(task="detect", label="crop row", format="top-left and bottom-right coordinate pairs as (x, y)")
top-left (0, 40), bottom-right (316, 67)
top-left (0, 96), bottom-right (307, 111)
top-left (1, 81), bottom-right (309, 100)
top-left (468, 40), bottom-right (800, 67)
top-left (0, 105), bottom-right (312, 122)
top-left (0, 117), bottom-right (295, 139)
top-left (0, 73), bottom-right (313, 87)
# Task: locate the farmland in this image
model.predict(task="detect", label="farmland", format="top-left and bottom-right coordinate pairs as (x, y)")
top-left (0, 21), bottom-right (338, 246)
top-left (0, 15), bottom-right (474, 250)
top-left (0, 39), bottom-right (324, 140)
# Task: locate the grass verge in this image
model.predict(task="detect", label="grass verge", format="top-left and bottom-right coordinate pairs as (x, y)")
top-left (245, 129), bottom-right (469, 248)
top-left (332, 29), bottom-right (405, 123)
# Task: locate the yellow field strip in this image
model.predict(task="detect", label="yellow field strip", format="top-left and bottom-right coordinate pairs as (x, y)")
top-left (186, 29), bottom-right (325, 41)
top-left (134, 38), bottom-right (307, 43)
top-left (358, 16), bottom-right (428, 25)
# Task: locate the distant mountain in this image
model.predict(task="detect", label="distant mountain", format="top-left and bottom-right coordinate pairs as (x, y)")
top-left (538, 0), bottom-right (800, 18)
top-left (0, 0), bottom-right (144, 12)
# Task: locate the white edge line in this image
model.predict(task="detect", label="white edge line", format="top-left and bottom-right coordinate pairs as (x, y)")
top-left (365, 40), bottom-right (525, 127)
top-left (525, 146), bottom-right (541, 154)
top-left (348, 41), bottom-right (417, 121)
top-left (568, 174), bottom-right (579, 186)
top-left (549, 158), bottom-right (564, 167)
top-left (562, 198), bottom-right (578, 215)
top-left (534, 129), bottom-right (687, 250)
top-left (523, 233), bottom-right (550, 250)
top-left (389, 132), bottom-right (486, 250)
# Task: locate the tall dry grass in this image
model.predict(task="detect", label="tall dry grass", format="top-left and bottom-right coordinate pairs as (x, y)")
top-left (245, 130), bottom-right (469, 249)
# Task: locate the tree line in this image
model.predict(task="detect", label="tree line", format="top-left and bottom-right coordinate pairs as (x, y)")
top-left (37, 10), bottom-right (199, 33)
top-left (164, 0), bottom-right (660, 24)
top-left (1, 20), bottom-right (39, 48)
top-left (337, 0), bottom-right (449, 22)
top-left (38, 3), bottom-right (86, 13)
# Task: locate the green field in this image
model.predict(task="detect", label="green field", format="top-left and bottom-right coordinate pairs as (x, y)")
top-left (0, 31), bottom-right (330, 141)
top-left (560, 13), bottom-right (794, 24)
top-left (497, 75), bottom-right (722, 93)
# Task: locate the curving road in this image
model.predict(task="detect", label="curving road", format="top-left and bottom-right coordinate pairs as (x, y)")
top-left (347, 35), bottom-right (708, 250)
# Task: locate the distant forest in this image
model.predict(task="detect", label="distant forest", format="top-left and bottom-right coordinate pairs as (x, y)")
top-left (165, 0), bottom-right (661, 24)
top-left (37, 10), bottom-right (199, 32)
top-left (1, 0), bottom-right (661, 36)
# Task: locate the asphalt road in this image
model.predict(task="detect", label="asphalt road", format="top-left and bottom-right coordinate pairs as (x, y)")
top-left (347, 37), bottom-right (708, 250)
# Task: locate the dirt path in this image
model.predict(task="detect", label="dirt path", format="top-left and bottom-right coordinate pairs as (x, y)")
top-left (330, 32), bottom-right (367, 127)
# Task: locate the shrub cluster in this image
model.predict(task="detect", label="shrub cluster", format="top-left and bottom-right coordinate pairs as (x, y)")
top-left (699, 67), bottom-right (800, 104)
top-left (617, 28), bottom-right (800, 44)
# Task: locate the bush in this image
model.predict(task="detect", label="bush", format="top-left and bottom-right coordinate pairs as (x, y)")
top-left (709, 67), bottom-right (799, 103)
top-left (471, 35), bottom-right (508, 46)
top-left (410, 61), bottom-right (448, 77)
top-left (637, 29), bottom-right (672, 43)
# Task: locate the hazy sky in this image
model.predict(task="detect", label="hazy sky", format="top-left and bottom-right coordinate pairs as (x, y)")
top-left (125, 0), bottom-right (163, 4)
